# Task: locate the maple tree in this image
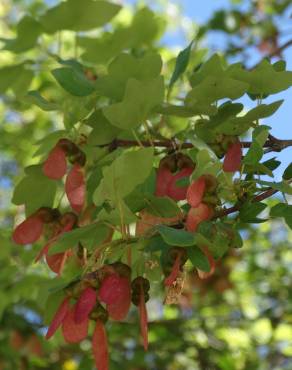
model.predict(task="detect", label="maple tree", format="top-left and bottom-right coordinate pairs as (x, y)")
top-left (0, 0), bottom-right (292, 369)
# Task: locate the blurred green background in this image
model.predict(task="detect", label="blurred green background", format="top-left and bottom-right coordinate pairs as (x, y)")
top-left (0, 0), bottom-right (291, 369)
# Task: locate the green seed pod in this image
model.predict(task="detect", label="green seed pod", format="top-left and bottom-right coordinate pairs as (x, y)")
top-left (111, 262), bottom-right (131, 279)
top-left (64, 280), bottom-right (83, 298)
top-left (60, 212), bottom-right (78, 228)
top-left (176, 153), bottom-right (195, 170)
top-left (202, 194), bottom-right (219, 206)
top-left (221, 135), bottom-right (237, 152)
top-left (210, 144), bottom-right (225, 158)
top-left (89, 303), bottom-right (108, 323)
top-left (70, 151), bottom-right (86, 167)
top-left (203, 174), bottom-right (218, 193)
top-left (131, 276), bottom-right (150, 293)
top-left (159, 154), bottom-right (177, 173)
top-left (35, 207), bottom-right (56, 223)
top-left (57, 138), bottom-right (79, 156)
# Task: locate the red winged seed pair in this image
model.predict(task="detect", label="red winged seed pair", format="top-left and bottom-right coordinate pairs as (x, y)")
top-left (43, 138), bottom-right (86, 213)
top-left (46, 267), bottom-right (149, 370)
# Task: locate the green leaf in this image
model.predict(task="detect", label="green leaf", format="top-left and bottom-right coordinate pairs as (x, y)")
top-left (169, 40), bottom-right (194, 88)
top-left (256, 180), bottom-right (292, 195)
top-left (283, 163), bottom-right (292, 180)
top-left (186, 75), bottom-right (248, 106)
top-left (0, 63), bottom-right (33, 96)
top-left (189, 54), bottom-right (226, 87)
top-left (103, 77), bottom-right (164, 129)
top-left (191, 149), bottom-right (221, 179)
top-left (62, 95), bottom-right (95, 128)
top-left (239, 202), bottom-right (267, 223)
top-left (33, 130), bottom-right (67, 157)
top-left (205, 100), bottom-right (282, 135)
top-left (243, 125), bottom-right (270, 166)
top-left (191, 138), bottom-right (218, 160)
top-left (155, 103), bottom-right (217, 117)
top-left (187, 247), bottom-right (210, 271)
top-left (201, 101), bottom-right (244, 132)
top-left (12, 166), bottom-right (57, 215)
top-left (95, 52), bottom-right (162, 101)
top-left (1, 16), bottom-right (42, 53)
top-left (43, 291), bottom-right (67, 325)
top-left (86, 110), bottom-right (121, 146)
top-left (197, 221), bottom-right (241, 257)
top-left (39, 0), bottom-right (121, 33)
top-left (125, 169), bottom-right (156, 212)
top-left (98, 200), bottom-right (137, 225)
top-left (156, 225), bottom-right (196, 247)
top-left (262, 157), bottom-right (281, 172)
top-left (228, 59), bottom-right (292, 95)
top-left (93, 148), bottom-right (154, 205)
top-left (145, 235), bottom-right (170, 252)
top-left (79, 7), bottom-right (162, 64)
top-left (87, 166), bottom-right (103, 205)
top-left (145, 195), bottom-right (181, 218)
top-left (270, 203), bottom-right (292, 229)
top-left (24, 90), bottom-right (59, 111)
top-left (49, 223), bottom-right (110, 254)
top-left (52, 67), bottom-right (95, 97)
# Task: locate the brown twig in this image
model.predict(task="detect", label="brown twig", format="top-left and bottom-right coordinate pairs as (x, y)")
top-left (214, 183), bottom-right (291, 219)
top-left (266, 38), bottom-right (292, 58)
top-left (99, 137), bottom-right (292, 153)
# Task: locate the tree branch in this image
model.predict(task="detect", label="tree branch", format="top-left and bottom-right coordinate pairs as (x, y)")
top-left (99, 137), bottom-right (292, 153)
top-left (214, 183), bottom-right (291, 219)
top-left (266, 38), bottom-right (292, 58)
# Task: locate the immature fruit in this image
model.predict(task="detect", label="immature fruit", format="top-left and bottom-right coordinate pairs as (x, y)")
top-left (110, 262), bottom-right (131, 278)
top-left (45, 296), bottom-right (70, 340)
top-left (35, 207), bottom-right (57, 223)
top-left (99, 274), bottom-right (128, 304)
top-left (176, 153), bottom-right (195, 171)
top-left (203, 174), bottom-right (218, 193)
top-left (155, 154), bottom-right (194, 201)
top-left (92, 320), bottom-right (109, 370)
top-left (107, 292), bottom-right (131, 321)
top-left (43, 145), bottom-right (67, 180)
top-left (46, 250), bottom-right (72, 276)
top-left (35, 212), bottom-right (76, 267)
top-left (186, 203), bottom-right (214, 232)
top-left (70, 150), bottom-right (86, 167)
top-left (223, 141), bottom-right (242, 172)
top-left (65, 164), bottom-right (86, 213)
top-left (98, 272), bottom-right (131, 321)
top-left (187, 177), bottom-right (206, 208)
top-left (74, 287), bottom-right (97, 324)
top-left (131, 276), bottom-right (150, 294)
top-left (60, 212), bottom-right (78, 229)
top-left (62, 305), bottom-right (89, 344)
top-left (159, 154), bottom-right (177, 172)
top-left (12, 215), bottom-right (44, 245)
top-left (131, 276), bottom-right (149, 350)
top-left (164, 247), bottom-right (187, 286)
top-left (155, 166), bottom-right (174, 197)
top-left (58, 138), bottom-right (79, 156)
top-left (167, 167), bottom-right (193, 201)
top-left (89, 303), bottom-right (108, 322)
